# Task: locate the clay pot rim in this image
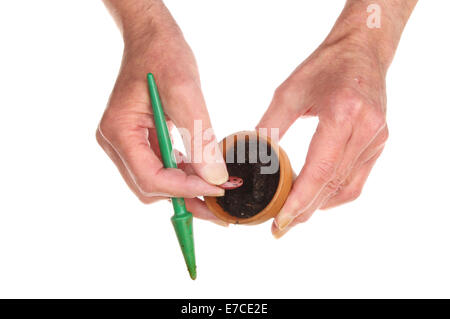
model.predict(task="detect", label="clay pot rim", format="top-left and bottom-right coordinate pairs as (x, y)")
top-left (205, 130), bottom-right (292, 225)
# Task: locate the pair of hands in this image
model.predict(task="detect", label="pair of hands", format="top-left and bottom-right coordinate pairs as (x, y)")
top-left (98, 1), bottom-right (390, 237)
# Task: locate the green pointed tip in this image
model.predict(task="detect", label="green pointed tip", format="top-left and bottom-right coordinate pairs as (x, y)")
top-left (171, 213), bottom-right (197, 280)
top-left (189, 268), bottom-right (197, 280)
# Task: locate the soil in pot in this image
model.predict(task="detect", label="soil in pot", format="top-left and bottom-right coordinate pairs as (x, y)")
top-left (217, 138), bottom-right (280, 218)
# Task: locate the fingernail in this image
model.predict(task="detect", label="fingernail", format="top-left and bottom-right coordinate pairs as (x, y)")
top-left (212, 219), bottom-right (229, 227)
top-left (272, 224), bottom-right (291, 239)
top-left (273, 218), bottom-right (280, 229)
top-left (201, 163), bottom-right (229, 185)
top-left (276, 211), bottom-right (296, 231)
top-left (206, 189), bottom-right (225, 197)
top-left (273, 228), bottom-right (289, 239)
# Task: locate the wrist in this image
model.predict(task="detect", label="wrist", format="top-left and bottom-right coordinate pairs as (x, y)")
top-left (323, 8), bottom-right (393, 72)
top-left (322, 0), bottom-right (416, 72)
top-left (105, 0), bottom-right (180, 50)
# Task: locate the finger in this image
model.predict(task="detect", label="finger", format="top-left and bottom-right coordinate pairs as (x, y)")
top-left (102, 124), bottom-right (225, 199)
top-left (271, 220), bottom-right (292, 239)
top-left (356, 126), bottom-right (388, 164)
top-left (185, 198), bottom-right (228, 227)
top-left (320, 148), bottom-right (383, 209)
top-left (163, 81), bottom-right (228, 185)
top-left (275, 121), bottom-right (351, 230)
top-left (271, 221), bottom-right (285, 239)
top-left (305, 122), bottom-right (386, 212)
top-left (173, 149), bottom-right (197, 175)
top-left (272, 136), bottom-right (386, 238)
top-left (96, 128), bottom-right (166, 204)
top-left (333, 119), bottom-right (387, 181)
top-left (272, 178), bottom-right (330, 239)
top-left (256, 82), bottom-right (304, 138)
top-left (272, 133), bottom-right (386, 236)
top-left (315, 125), bottom-right (387, 209)
top-left (147, 127), bottom-right (163, 160)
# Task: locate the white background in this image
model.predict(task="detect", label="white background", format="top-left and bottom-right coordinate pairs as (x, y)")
top-left (0, 1), bottom-right (449, 298)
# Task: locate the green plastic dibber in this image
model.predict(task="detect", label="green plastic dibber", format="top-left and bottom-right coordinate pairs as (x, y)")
top-left (146, 73), bottom-right (197, 280)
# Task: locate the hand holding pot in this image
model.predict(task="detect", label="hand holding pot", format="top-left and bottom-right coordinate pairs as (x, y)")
top-left (97, 0), bottom-right (228, 225)
top-left (257, 0), bottom-right (417, 237)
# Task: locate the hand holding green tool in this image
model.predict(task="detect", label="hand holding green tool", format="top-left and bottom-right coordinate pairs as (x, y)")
top-left (147, 73), bottom-right (196, 280)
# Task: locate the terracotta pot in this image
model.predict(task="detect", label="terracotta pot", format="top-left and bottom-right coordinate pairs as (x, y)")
top-left (205, 131), bottom-right (293, 225)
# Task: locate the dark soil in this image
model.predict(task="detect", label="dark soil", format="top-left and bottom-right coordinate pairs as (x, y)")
top-left (217, 138), bottom-right (280, 219)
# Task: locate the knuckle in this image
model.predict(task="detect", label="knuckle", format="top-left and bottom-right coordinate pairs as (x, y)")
top-left (138, 195), bottom-right (153, 204)
top-left (95, 127), bottom-right (104, 147)
top-left (379, 126), bottom-right (389, 144)
top-left (297, 213), bottom-right (312, 224)
top-left (98, 111), bottom-right (120, 144)
top-left (311, 159), bottom-right (336, 184)
top-left (273, 83), bottom-right (289, 101)
top-left (328, 88), bottom-right (365, 128)
top-left (272, 81), bottom-right (300, 113)
top-left (334, 88), bottom-right (364, 113)
top-left (365, 110), bottom-right (387, 136)
top-left (97, 118), bottom-right (112, 142)
top-left (324, 177), bottom-right (344, 196)
top-left (135, 179), bottom-right (155, 196)
top-left (98, 110), bottom-right (134, 148)
top-left (346, 187), bottom-right (362, 202)
top-left (135, 173), bottom-right (172, 198)
top-left (137, 194), bottom-right (162, 205)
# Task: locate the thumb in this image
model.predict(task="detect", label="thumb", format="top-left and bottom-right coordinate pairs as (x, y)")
top-left (167, 83), bottom-right (228, 185)
top-left (256, 83), bottom-right (302, 138)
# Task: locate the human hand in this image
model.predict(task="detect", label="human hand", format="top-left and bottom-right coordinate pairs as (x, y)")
top-left (258, 31), bottom-right (390, 238)
top-left (258, 0), bottom-right (416, 238)
top-left (97, 1), bottom-right (228, 225)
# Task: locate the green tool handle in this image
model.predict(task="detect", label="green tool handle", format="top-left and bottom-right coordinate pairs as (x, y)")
top-left (147, 73), bottom-right (196, 280)
top-left (147, 73), bottom-right (188, 216)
